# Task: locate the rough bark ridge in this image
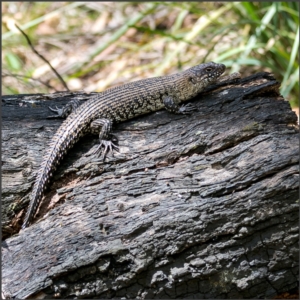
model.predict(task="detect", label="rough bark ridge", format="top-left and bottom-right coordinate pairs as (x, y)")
top-left (2, 73), bottom-right (299, 299)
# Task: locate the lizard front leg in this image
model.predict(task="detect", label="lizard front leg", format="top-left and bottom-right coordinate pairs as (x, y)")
top-left (163, 95), bottom-right (197, 114)
top-left (90, 118), bottom-right (119, 160)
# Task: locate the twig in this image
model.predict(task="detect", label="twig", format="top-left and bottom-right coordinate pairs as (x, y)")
top-left (15, 23), bottom-right (69, 91)
top-left (2, 72), bottom-right (57, 90)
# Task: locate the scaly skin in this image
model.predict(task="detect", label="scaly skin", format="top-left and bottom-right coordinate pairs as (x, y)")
top-left (22, 62), bottom-right (225, 229)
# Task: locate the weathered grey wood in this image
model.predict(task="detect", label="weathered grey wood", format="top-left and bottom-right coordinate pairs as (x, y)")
top-left (1, 73), bottom-right (299, 299)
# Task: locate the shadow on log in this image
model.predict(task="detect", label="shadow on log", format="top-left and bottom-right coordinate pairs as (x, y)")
top-left (2, 72), bottom-right (299, 299)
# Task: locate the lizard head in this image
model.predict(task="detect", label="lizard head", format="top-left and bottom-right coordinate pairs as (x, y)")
top-left (187, 62), bottom-right (226, 86)
top-left (174, 62), bottom-right (226, 101)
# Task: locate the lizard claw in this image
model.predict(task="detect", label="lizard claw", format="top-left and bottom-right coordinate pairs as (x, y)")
top-left (49, 100), bottom-right (81, 118)
top-left (49, 105), bottom-right (65, 117)
top-left (93, 139), bottom-right (119, 160)
top-left (179, 103), bottom-right (198, 114)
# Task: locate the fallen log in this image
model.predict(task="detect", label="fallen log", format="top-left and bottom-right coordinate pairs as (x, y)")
top-left (2, 72), bottom-right (298, 299)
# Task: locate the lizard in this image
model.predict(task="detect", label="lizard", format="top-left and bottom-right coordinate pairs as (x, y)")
top-left (21, 62), bottom-right (225, 229)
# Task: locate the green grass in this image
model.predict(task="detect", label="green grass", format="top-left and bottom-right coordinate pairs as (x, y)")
top-left (2, 2), bottom-right (299, 107)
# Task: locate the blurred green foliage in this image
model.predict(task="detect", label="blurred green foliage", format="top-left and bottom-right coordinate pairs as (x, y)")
top-left (2, 2), bottom-right (299, 107)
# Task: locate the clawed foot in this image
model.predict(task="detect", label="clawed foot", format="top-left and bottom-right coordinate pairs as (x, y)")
top-left (48, 99), bottom-right (80, 118)
top-left (48, 105), bottom-right (66, 117)
top-left (92, 136), bottom-right (119, 160)
top-left (179, 103), bottom-right (198, 114)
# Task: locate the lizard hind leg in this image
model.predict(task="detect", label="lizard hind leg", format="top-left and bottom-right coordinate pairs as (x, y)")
top-left (49, 99), bottom-right (81, 118)
top-left (90, 118), bottom-right (119, 160)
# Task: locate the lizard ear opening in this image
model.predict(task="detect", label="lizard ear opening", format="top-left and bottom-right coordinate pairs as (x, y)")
top-left (189, 77), bottom-right (197, 84)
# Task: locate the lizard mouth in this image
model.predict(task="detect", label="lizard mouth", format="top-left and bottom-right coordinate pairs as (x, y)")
top-left (219, 72), bottom-right (241, 82)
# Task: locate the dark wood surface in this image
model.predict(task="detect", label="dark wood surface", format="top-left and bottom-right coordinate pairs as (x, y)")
top-left (2, 73), bottom-right (299, 299)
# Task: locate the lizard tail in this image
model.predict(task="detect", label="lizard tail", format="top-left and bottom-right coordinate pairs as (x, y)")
top-left (22, 116), bottom-right (86, 229)
top-left (22, 161), bottom-right (54, 229)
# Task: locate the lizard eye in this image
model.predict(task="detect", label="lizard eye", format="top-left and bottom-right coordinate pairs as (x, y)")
top-left (206, 67), bottom-right (212, 72)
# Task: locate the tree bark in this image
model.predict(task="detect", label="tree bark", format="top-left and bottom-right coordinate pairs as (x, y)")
top-left (2, 73), bottom-right (299, 299)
